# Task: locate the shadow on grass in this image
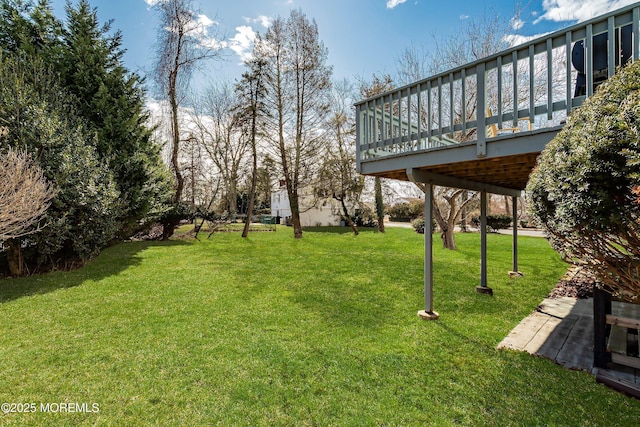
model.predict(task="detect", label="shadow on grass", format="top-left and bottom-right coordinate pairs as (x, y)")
top-left (302, 226), bottom-right (381, 235)
top-left (434, 319), bottom-right (498, 357)
top-left (0, 240), bottom-right (190, 304)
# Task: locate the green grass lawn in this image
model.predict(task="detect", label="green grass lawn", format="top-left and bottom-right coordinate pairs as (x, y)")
top-left (0, 228), bottom-right (638, 426)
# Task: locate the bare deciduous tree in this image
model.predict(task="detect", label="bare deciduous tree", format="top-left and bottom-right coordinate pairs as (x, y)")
top-left (235, 58), bottom-right (267, 238)
top-left (315, 79), bottom-right (363, 235)
top-left (193, 82), bottom-right (249, 220)
top-left (0, 147), bottom-right (56, 275)
top-left (359, 74), bottom-right (394, 233)
top-left (254, 9), bottom-right (332, 239)
top-left (395, 12), bottom-right (524, 249)
top-left (152, 0), bottom-right (222, 238)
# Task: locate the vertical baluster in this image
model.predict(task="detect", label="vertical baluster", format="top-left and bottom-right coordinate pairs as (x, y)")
top-left (512, 51), bottom-right (518, 128)
top-left (586, 24), bottom-right (594, 97)
top-left (449, 72), bottom-right (454, 138)
top-left (375, 97), bottom-right (381, 153)
top-left (361, 102), bottom-right (367, 159)
top-left (417, 83), bottom-right (422, 150)
top-left (634, 7), bottom-right (640, 61)
top-left (437, 76), bottom-right (443, 139)
top-left (608, 17), bottom-right (615, 78)
top-left (407, 88), bottom-right (412, 150)
top-left (566, 31), bottom-right (573, 115)
top-left (397, 90), bottom-right (403, 151)
top-left (529, 44), bottom-right (535, 124)
top-left (386, 93), bottom-right (391, 151)
top-left (497, 56), bottom-right (503, 129)
top-left (427, 81), bottom-right (432, 147)
top-left (477, 62), bottom-right (487, 158)
top-left (461, 69), bottom-right (467, 136)
top-left (547, 38), bottom-right (553, 120)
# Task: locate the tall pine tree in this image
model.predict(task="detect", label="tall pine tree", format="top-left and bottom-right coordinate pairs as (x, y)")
top-left (60, 0), bottom-right (171, 237)
top-left (0, 0), bottom-right (171, 274)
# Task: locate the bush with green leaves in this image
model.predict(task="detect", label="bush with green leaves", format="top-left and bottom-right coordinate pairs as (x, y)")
top-left (352, 206), bottom-right (377, 228)
top-left (527, 60), bottom-right (640, 301)
top-left (471, 214), bottom-right (512, 232)
top-left (0, 57), bottom-right (121, 268)
top-left (411, 217), bottom-right (436, 234)
top-left (0, 1), bottom-right (172, 273)
top-left (387, 200), bottom-right (423, 222)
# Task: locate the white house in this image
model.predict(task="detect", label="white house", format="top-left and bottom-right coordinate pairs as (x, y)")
top-left (271, 185), bottom-right (342, 227)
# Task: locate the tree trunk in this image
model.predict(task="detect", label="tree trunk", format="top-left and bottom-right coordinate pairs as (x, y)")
top-left (338, 196), bottom-right (359, 235)
top-left (432, 191), bottom-right (458, 250)
top-left (6, 238), bottom-right (24, 276)
top-left (162, 67), bottom-right (183, 241)
top-left (169, 84), bottom-right (184, 205)
top-left (242, 112), bottom-right (259, 238)
top-left (460, 190), bottom-right (469, 232)
top-left (375, 177), bottom-right (385, 233)
top-left (503, 195), bottom-right (510, 216)
top-left (162, 217), bottom-right (179, 240)
top-left (228, 176), bottom-right (238, 221)
top-left (242, 177), bottom-right (257, 238)
top-left (441, 227), bottom-right (457, 250)
top-left (289, 190), bottom-right (303, 239)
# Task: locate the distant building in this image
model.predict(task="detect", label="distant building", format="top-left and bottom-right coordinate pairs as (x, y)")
top-left (270, 182), bottom-right (342, 227)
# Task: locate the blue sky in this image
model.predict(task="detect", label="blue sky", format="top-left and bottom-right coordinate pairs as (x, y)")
top-left (47, 0), bottom-right (638, 92)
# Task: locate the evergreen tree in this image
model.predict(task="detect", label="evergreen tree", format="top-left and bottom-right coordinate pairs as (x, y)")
top-left (60, 0), bottom-right (171, 236)
top-left (0, 55), bottom-right (120, 273)
top-left (0, 0), bottom-right (61, 58)
top-left (0, 0), bottom-right (171, 273)
top-left (235, 58), bottom-right (268, 238)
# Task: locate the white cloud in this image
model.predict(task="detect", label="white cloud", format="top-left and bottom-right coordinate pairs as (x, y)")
top-left (503, 33), bottom-right (547, 47)
top-left (243, 15), bottom-right (272, 28)
top-left (144, 0), bottom-right (161, 6)
top-left (535, 0), bottom-right (637, 24)
top-left (197, 14), bottom-right (214, 28)
top-left (229, 26), bottom-right (257, 62)
top-left (460, 14), bottom-right (470, 20)
top-left (386, 0), bottom-right (407, 9)
top-left (163, 12), bottom-right (225, 50)
top-left (510, 17), bottom-right (525, 30)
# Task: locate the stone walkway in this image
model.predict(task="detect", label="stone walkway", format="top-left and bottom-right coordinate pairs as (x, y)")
top-left (498, 297), bottom-right (640, 386)
top-left (498, 297), bottom-right (595, 370)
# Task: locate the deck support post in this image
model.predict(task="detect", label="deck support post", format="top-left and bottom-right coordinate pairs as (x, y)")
top-left (476, 191), bottom-right (493, 296)
top-left (418, 184), bottom-right (439, 320)
top-left (593, 287), bottom-right (612, 368)
top-left (509, 196), bottom-right (523, 277)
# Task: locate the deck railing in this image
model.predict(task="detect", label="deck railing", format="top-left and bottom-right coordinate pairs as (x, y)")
top-left (355, 3), bottom-right (640, 171)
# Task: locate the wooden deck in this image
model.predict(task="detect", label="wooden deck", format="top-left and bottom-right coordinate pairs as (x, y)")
top-left (355, 4), bottom-right (640, 195)
top-left (359, 127), bottom-right (561, 192)
top-left (498, 297), bottom-right (640, 396)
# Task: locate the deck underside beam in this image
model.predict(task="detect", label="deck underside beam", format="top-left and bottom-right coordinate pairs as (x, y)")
top-left (362, 128), bottom-right (561, 191)
top-left (406, 168), bottom-right (522, 197)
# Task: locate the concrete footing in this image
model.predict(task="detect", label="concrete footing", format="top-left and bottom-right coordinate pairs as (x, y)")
top-left (475, 286), bottom-right (494, 296)
top-left (418, 310), bottom-right (439, 320)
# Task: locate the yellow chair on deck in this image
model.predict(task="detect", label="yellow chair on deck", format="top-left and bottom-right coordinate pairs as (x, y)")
top-left (486, 108), bottom-right (533, 138)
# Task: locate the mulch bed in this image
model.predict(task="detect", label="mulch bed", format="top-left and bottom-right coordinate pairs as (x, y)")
top-left (548, 265), bottom-right (595, 299)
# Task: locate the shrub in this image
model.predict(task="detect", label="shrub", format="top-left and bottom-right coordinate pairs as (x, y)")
top-left (388, 200), bottom-right (423, 222)
top-left (527, 60), bottom-right (640, 301)
top-left (487, 215), bottom-right (512, 230)
top-left (471, 215), bottom-right (512, 232)
top-left (353, 206), bottom-right (377, 228)
top-left (412, 217), bottom-right (425, 234)
top-left (412, 217), bottom-right (436, 234)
